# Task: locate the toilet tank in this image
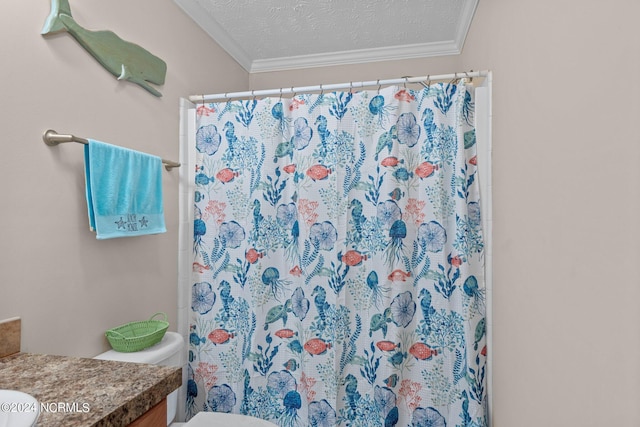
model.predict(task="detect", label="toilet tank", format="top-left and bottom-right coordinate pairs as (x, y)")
top-left (94, 331), bottom-right (184, 425)
top-left (95, 331), bottom-right (184, 366)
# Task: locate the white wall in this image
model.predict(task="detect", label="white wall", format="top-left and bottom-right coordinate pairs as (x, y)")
top-left (251, 1), bottom-right (640, 426)
top-left (4, 1), bottom-right (640, 425)
top-left (0, 1), bottom-right (247, 357)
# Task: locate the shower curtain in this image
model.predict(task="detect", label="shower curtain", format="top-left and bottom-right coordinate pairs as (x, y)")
top-left (187, 81), bottom-right (486, 427)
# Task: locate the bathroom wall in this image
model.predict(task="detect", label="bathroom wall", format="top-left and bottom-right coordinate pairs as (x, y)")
top-left (3, 1), bottom-right (639, 426)
top-left (0, 1), bottom-right (246, 357)
top-left (251, 0), bottom-right (640, 426)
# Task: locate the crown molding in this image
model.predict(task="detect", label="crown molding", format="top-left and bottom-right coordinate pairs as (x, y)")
top-left (174, 0), bottom-right (253, 71)
top-left (456, 0), bottom-right (479, 53)
top-left (249, 41), bottom-right (462, 73)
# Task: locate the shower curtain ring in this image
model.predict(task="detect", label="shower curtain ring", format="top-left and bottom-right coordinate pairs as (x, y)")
top-left (466, 70), bottom-right (474, 83)
top-left (319, 84), bottom-right (324, 95)
top-left (251, 90), bottom-right (256, 101)
top-left (377, 80), bottom-right (381, 93)
top-left (279, 88), bottom-right (283, 101)
top-left (419, 75), bottom-right (431, 89)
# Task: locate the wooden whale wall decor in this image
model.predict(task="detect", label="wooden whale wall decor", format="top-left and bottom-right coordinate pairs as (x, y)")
top-left (41, 0), bottom-right (167, 97)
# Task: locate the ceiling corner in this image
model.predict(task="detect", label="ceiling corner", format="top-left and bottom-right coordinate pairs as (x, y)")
top-left (174, 0), bottom-right (253, 72)
top-left (175, 0), bottom-right (479, 74)
top-left (455, 0), bottom-right (479, 52)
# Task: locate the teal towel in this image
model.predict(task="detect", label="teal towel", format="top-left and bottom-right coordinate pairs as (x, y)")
top-left (84, 139), bottom-right (166, 239)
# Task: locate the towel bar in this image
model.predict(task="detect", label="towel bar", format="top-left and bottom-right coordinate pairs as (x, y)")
top-left (43, 129), bottom-right (181, 171)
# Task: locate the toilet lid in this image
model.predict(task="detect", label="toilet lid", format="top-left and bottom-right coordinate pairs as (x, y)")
top-left (185, 412), bottom-right (278, 427)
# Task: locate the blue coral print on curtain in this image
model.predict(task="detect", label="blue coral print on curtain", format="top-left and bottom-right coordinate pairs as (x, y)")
top-left (188, 82), bottom-right (487, 427)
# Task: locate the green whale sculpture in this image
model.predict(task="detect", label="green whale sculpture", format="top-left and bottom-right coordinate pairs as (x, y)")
top-left (42, 0), bottom-right (167, 97)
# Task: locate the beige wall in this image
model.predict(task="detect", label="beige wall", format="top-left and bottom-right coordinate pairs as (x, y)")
top-left (253, 1), bottom-right (640, 426)
top-left (3, 0), bottom-right (639, 425)
top-left (0, 1), bottom-right (247, 357)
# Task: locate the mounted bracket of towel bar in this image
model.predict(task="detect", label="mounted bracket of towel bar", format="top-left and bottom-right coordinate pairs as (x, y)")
top-left (43, 129), bottom-right (181, 171)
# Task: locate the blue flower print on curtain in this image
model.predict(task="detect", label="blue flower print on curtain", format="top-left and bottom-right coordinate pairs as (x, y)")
top-left (188, 82), bottom-right (487, 427)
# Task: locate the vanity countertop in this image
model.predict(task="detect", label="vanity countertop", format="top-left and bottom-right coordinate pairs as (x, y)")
top-left (0, 352), bottom-right (181, 426)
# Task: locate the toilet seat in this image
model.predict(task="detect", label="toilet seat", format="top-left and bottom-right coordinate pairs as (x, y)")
top-left (184, 412), bottom-right (278, 426)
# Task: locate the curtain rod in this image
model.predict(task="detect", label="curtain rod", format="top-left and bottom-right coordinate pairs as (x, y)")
top-left (189, 70), bottom-right (488, 103)
top-left (42, 129), bottom-right (181, 171)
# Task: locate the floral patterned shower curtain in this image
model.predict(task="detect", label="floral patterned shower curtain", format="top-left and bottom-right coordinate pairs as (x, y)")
top-left (187, 81), bottom-right (486, 426)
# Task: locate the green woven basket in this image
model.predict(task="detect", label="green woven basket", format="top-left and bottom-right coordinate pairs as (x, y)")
top-left (105, 312), bottom-right (169, 353)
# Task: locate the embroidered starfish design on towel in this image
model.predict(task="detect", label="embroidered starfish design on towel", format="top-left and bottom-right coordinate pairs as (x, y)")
top-left (114, 215), bottom-right (149, 231)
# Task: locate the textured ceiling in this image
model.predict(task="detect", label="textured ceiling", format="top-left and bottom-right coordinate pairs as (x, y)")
top-left (174, 0), bottom-right (478, 73)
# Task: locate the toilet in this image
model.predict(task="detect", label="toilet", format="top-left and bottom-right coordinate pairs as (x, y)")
top-left (93, 332), bottom-right (278, 426)
top-left (94, 331), bottom-right (185, 426)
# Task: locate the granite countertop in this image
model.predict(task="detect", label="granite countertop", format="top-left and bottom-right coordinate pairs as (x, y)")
top-left (0, 352), bottom-right (181, 427)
